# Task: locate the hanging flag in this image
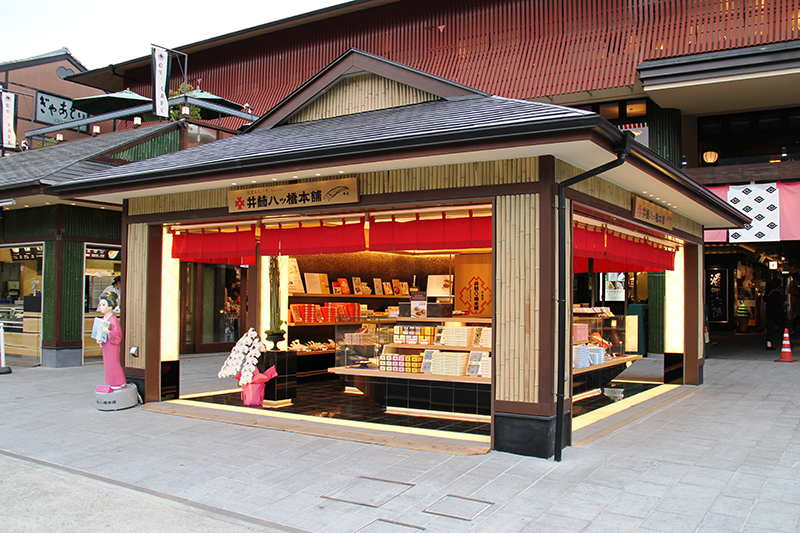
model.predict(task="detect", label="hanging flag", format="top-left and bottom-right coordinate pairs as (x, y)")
top-left (728, 183), bottom-right (780, 243)
top-left (151, 46), bottom-right (171, 118)
top-left (1, 92), bottom-right (16, 150)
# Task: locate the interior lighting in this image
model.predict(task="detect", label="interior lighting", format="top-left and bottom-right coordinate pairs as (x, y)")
top-left (92, 125), bottom-right (100, 136)
top-left (55, 133), bottom-right (64, 142)
top-left (133, 117), bottom-right (142, 127)
top-left (181, 105), bottom-right (190, 116)
top-left (702, 151), bottom-right (719, 164)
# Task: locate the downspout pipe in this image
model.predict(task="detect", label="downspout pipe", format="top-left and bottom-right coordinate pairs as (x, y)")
top-left (554, 131), bottom-right (634, 462)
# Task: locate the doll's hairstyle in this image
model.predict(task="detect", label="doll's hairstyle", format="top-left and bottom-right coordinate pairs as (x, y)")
top-left (99, 292), bottom-right (118, 309)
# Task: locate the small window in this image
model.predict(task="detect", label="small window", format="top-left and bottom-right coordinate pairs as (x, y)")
top-left (599, 103), bottom-right (620, 120)
top-left (758, 113), bottom-right (781, 132)
top-left (626, 99), bottom-right (647, 117)
top-left (699, 118), bottom-right (723, 137)
top-left (728, 115), bottom-right (751, 134)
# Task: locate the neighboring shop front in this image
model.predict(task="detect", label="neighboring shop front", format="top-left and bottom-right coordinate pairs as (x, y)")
top-left (54, 51), bottom-right (745, 458)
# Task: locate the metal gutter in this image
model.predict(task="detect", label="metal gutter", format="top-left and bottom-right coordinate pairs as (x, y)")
top-left (554, 131), bottom-right (634, 462)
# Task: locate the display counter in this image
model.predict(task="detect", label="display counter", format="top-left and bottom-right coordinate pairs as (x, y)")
top-left (0, 306), bottom-right (41, 358)
top-left (330, 316), bottom-right (492, 416)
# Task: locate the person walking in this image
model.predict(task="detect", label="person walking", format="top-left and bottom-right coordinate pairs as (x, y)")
top-left (765, 276), bottom-right (786, 350)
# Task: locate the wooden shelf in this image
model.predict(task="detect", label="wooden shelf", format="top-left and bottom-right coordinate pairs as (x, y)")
top-left (289, 319), bottom-right (395, 327)
top-left (573, 354), bottom-right (642, 375)
top-left (290, 293), bottom-right (410, 299)
top-left (384, 343), bottom-right (491, 353)
top-left (329, 366), bottom-right (490, 384)
top-left (295, 349), bottom-right (335, 356)
top-left (394, 316), bottom-right (492, 324)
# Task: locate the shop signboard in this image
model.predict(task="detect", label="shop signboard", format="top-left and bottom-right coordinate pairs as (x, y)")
top-left (85, 247), bottom-right (121, 260)
top-left (228, 178), bottom-right (358, 213)
top-left (706, 268), bottom-right (728, 323)
top-left (35, 90), bottom-right (89, 128)
top-left (633, 197), bottom-right (673, 230)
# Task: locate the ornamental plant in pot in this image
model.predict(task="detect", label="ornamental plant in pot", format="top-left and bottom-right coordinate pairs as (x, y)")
top-left (265, 255), bottom-right (285, 348)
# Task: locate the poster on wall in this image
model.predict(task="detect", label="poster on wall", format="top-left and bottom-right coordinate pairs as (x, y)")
top-left (706, 268), bottom-right (728, 323)
top-left (602, 273), bottom-right (626, 302)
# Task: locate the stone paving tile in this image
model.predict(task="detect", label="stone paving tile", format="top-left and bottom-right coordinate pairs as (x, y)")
top-left (639, 509), bottom-right (704, 533)
top-left (700, 511), bottom-right (749, 531)
top-left (579, 512), bottom-right (644, 533)
top-left (520, 512), bottom-right (590, 532)
top-left (745, 500), bottom-right (800, 532)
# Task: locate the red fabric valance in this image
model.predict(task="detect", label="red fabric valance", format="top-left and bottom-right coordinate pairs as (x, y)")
top-left (172, 227), bottom-right (257, 265)
top-left (259, 219), bottom-right (366, 256)
top-left (572, 224), bottom-right (675, 273)
top-left (369, 212), bottom-right (491, 251)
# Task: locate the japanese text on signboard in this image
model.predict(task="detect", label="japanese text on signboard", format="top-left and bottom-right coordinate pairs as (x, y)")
top-left (633, 197), bottom-right (673, 230)
top-left (228, 178), bottom-right (358, 213)
top-left (35, 90), bottom-right (88, 127)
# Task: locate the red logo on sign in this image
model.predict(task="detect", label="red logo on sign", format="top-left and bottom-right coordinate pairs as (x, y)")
top-left (459, 276), bottom-right (492, 314)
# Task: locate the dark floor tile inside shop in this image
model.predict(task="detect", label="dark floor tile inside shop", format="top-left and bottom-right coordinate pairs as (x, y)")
top-left (190, 377), bottom-right (492, 436)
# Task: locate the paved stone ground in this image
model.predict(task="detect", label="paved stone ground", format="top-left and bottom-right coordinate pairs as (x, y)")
top-left (1, 334), bottom-right (798, 532)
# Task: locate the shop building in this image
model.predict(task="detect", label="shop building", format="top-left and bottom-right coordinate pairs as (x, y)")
top-left (0, 122), bottom-right (182, 366)
top-left (55, 51), bottom-right (745, 458)
top-left (63, 0), bottom-right (800, 335)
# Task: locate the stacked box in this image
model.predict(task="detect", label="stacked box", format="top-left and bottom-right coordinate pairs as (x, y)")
top-left (586, 346), bottom-right (606, 365)
top-left (290, 303), bottom-right (321, 323)
top-left (479, 327), bottom-right (492, 348)
top-left (572, 323), bottom-right (589, 342)
top-left (439, 327), bottom-right (472, 347)
top-left (392, 325), bottom-right (436, 345)
top-left (430, 351), bottom-right (469, 376)
top-left (379, 353), bottom-right (423, 373)
top-left (572, 344), bottom-right (590, 369)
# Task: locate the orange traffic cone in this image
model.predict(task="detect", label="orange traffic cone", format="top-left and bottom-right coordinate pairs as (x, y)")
top-left (776, 328), bottom-right (795, 363)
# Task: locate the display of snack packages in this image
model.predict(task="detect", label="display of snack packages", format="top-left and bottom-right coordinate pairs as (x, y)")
top-left (352, 277), bottom-right (362, 294)
top-left (287, 258), bottom-right (304, 293)
top-left (572, 323), bottom-right (589, 343)
top-left (421, 349), bottom-right (437, 373)
top-left (466, 351), bottom-right (483, 376)
top-left (337, 278), bottom-right (351, 294)
top-left (410, 291), bottom-right (427, 318)
top-left (373, 278), bottom-right (383, 295)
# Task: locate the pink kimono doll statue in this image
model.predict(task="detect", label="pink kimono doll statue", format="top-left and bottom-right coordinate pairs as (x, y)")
top-left (96, 293), bottom-right (126, 389)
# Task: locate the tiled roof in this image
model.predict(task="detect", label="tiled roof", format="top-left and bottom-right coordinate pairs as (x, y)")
top-left (56, 96), bottom-right (597, 188)
top-left (0, 123), bottom-right (177, 190)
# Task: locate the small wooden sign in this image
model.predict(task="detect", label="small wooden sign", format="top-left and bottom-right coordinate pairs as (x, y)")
top-left (633, 197), bottom-right (673, 230)
top-left (228, 177), bottom-right (358, 213)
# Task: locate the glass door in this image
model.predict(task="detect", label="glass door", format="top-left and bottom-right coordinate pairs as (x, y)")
top-left (180, 263), bottom-right (244, 353)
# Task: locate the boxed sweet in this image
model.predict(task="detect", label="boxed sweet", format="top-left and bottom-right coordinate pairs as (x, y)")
top-left (572, 323), bottom-right (589, 342)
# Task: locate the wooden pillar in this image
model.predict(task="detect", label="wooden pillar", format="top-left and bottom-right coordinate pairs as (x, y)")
top-left (684, 243), bottom-right (703, 385)
top-left (144, 225), bottom-right (163, 402)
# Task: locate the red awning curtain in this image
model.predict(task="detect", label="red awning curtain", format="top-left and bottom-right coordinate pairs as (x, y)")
top-left (260, 218), bottom-right (366, 256)
top-left (572, 224), bottom-right (675, 273)
top-left (368, 212), bottom-right (492, 251)
top-left (171, 227), bottom-right (257, 265)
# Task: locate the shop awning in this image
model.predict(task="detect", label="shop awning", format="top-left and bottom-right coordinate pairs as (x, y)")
top-left (368, 212), bottom-right (492, 252)
top-left (573, 224), bottom-right (675, 273)
top-left (172, 227), bottom-right (257, 265)
top-left (260, 218), bottom-right (366, 256)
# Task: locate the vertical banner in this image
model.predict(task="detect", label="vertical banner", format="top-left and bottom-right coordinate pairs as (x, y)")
top-left (2, 92), bottom-right (17, 150)
top-left (151, 46), bottom-right (171, 118)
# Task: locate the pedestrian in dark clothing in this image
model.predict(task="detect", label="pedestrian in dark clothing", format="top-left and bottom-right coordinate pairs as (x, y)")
top-left (765, 277), bottom-right (786, 350)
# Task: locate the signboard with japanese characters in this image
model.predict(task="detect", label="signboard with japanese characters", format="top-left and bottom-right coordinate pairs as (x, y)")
top-left (2, 92), bottom-right (16, 149)
top-left (35, 90), bottom-right (88, 127)
top-left (633, 196), bottom-right (673, 230)
top-left (228, 178), bottom-right (359, 213)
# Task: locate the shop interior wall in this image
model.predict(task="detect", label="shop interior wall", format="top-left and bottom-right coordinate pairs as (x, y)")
top-left (294, 252), bottom-right (454, 293)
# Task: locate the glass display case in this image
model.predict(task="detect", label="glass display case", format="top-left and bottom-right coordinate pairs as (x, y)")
top-left (333, 317), bottom-right (395, 368)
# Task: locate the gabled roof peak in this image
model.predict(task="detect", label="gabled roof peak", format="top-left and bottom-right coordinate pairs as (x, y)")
top-left (247, 48), bottom-right (489, 131)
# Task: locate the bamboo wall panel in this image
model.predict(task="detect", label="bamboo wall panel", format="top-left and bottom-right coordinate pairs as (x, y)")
top-left (61, 241), bottom-right (85, 341)
top-left (128, 157), bottom-right (540, 215)
top-left (3, 206), bottom-right (57, 240)
top-left (125, 224), bottom-right (148, 369)
top-left (494, 193), bottom-right (539, 403)
top-left (160, 229), bottom-right (180, 362)
top-left (41, 242), bottom-right (55, 342)
top-left (288, 73), bottom-right (440, 124)
top-left (64, 206), bottom-right (122, 241)
top-left (674, 213), bottom-right (702, 238)
top-left (124, 0), bottom-right (800, 126)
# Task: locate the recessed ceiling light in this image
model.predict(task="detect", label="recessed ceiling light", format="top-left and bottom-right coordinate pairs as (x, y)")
top-left (45, 202), bottom-right (50, 205)
top-left (231, 182), bottom-right (237, 186)
top-left (70, 203), bottom-right (75, 206)
top-left (338, 171), bottom-right (344, 174)
top-left (315, 173), bottom-right (321, 176)
top-left (23, 205), bottom-right (29, 208)
top-left (251, 180), bottom-right (256, 183)
top-left (292, 175), bottom-right (298, 179)
top-left (272, 178), bottom-right (277, 181)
